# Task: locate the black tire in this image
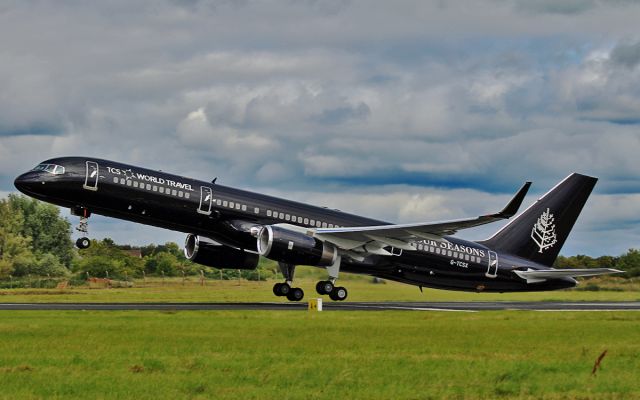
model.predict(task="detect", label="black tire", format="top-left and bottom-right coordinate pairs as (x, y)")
top-left (275, 282), bottom-right (291, 296)
top-left (287, 287), bottom-right (304, 302)
top-left (76, 237), bottom-right (91, 249)
top-left (330, 286), bottom-right (348, 301)
top-left (316, 280), bottom-right (334, 295)
top-left (273, 283), bottom-right (282, 296)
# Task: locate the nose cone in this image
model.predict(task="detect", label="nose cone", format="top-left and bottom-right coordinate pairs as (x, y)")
top-left (14, 172), bottom-right (40, 195)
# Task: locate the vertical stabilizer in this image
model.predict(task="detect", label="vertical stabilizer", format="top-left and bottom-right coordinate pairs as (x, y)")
top-left (479, 173), bottom-right (597, 267)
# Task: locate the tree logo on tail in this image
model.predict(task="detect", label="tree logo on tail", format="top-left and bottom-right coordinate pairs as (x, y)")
top-left (531, 208), bottom-right (557, 253)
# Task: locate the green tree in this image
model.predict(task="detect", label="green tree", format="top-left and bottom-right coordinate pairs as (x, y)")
top-left (0, 199), bottom-right (35, 278)
top-left (8, 194), bottom-right (74, 268)
top-left (75, 239), bottom-right (144, 279)
top-left (617, 249), bottom-right (640, 278)
top-left (144, 252), bottom-right (180, 276)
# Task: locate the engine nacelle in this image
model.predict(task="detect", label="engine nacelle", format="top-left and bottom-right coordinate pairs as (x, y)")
top-left (257, 225), bottom-right (338, 266)
top-left (184, 234), bottom-right (259, 270)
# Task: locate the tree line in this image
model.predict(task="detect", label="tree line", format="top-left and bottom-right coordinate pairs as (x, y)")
top-left (0, 195), bottom-right (277, 282)
top-left (1, 194), bottom-right (639, 281)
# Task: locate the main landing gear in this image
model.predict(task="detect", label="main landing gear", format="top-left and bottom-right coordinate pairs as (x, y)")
top-left (72, 206), bottom-right (92, 249)
top-left (315, 280), bottom-right (348, 301)
top-left (273, 262), bottom-right (305, 302)
top-left (315, 254), bottom-right (348, 301)
top-left (272, 256), bottom-right (349, 302)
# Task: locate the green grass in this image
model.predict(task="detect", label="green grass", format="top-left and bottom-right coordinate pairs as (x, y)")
top-left (0, 310), bottom-right (638, 399)
top-left (0, 277), bottom-right (639, 303)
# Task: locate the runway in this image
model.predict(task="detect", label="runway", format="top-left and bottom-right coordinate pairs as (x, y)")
top-left (1, 301), bottom-right (640, 312)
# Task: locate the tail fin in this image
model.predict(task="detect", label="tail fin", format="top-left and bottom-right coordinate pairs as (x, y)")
top-left (479, 173), bottom-right (597, 267)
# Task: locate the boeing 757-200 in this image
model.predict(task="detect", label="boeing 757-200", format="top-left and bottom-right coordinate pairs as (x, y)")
top-left (14, 157), bottom-right (621, 301)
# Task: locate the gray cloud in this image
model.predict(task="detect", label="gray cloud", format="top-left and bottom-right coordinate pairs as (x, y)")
top-left (610, 41), bottom-right (640, 68)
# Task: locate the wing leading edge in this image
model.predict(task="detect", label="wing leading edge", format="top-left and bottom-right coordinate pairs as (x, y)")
top-left (314, 181), bottom-right (532, 251)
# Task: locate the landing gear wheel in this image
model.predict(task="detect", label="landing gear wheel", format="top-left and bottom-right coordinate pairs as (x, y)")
top-left (329, 286), bottom-right (348, 301)
top-left (316, 280), bottom-right (334, 295)
top-left (286, 287), bottom-right (304, 302)
top-left (76, 237), bottom-right (91, 249)
top-left (273, 282), bottom-right (291, 297)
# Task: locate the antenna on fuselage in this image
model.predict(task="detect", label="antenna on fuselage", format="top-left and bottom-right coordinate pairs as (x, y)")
top-left (211, 178), bottom-right (217, 184)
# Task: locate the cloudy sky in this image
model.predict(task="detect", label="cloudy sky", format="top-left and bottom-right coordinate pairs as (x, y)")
top-left (1, 0), bottom-right (639, 256)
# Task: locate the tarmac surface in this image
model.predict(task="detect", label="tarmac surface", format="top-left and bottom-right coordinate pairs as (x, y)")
top-left (1, 301), bottom-right (640, 312)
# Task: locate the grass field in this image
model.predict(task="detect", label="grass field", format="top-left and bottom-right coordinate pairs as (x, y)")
top-left (1, 276), bottom-right (639, 303)
top-left (0, 278), bottom-right (638, 399)
top-left (0, 310), bottom-right (639, 399)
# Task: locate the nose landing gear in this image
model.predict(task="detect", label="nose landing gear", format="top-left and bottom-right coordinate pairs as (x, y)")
top-left (72, 206), bottom-right (92, 249)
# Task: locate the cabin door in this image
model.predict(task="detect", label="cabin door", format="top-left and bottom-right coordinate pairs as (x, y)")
top-left (198, 186), bottom-right (213, 215)
top-left (486, 250), bottom-right (498, 278)
top-left (83, 161), bottom-right (99, 191)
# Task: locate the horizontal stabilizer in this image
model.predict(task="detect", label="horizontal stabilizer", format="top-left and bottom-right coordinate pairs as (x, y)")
top-left (514, 268), bottom-right (623, 283)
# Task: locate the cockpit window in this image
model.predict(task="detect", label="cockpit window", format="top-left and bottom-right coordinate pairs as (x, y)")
top-left (32, 163), bottom-right (65, 175)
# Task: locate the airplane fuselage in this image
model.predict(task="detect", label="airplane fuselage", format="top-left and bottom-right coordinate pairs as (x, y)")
top-left (14, 157), bottom-right (577, 293)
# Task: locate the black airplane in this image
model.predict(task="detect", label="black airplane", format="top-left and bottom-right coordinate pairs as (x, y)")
top-left (14, 157), bottom-right (621, 301)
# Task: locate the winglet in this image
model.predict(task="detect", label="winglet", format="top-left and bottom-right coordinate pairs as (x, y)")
top-left (497, 181), bottom-right (531, 218)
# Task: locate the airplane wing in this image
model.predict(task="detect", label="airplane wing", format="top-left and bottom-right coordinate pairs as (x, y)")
top-left (313, 182), bottom-right (531, 252)
top-left (513, 268), bottom-right (623, 283)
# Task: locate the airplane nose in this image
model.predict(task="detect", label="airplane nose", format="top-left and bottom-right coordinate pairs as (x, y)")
top-left (14, 172), bottom-right (39, 194)
top-left (14, 173), bottom-right (28, 192)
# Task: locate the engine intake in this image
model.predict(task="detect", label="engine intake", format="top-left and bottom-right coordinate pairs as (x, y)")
top-left (184, 234), bottom-right (259, 270)
top-left (257, 225), bottom-right (337, 266)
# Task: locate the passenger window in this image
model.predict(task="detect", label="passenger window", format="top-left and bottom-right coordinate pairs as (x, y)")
top-left (254, 207), bottom-right (259, 214)
top-left (223, 201), bottom-right (228, 207)
top-left (185, 193), bottom-right (190, 199)
top-left (242, 205), bottom-right (247, 211)
top-left (229, 201), bottom-right (234, 208)
top-left (310, 219), bottom-right (315, 226)
top-left (267, 210), bottom-right (272, 217)
top-left (322, 222), bottom-right (327, 228)
top-left (447, 250), bottom-right (452, 257)
top-left (133, 181), bottom-right (139, 188)
top-left (236, 203), bottom-right (241, 210)
top-left (178, 191), bottom-right (183, 197)
top-left (159, 187), bottom-right (164, 193)
top-left (146, 184), bottom-right (151, 190)
top-left (126, 180), bottom-right (132, 186)
top-left (285, 214), bottom-right (291, 221)
top-left (216, 199), bottom-right (221, 205)
top-left (113, 177), bottom-right (118, 183)
top-left (153, 186), bottom-right (158, 192)
top-left (171, 189), bottom-right (177, 196)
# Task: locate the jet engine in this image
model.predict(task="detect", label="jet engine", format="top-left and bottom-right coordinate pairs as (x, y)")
top-left (184, 234), bottom-right (259, 270)
top-left (256, 225), bottom-right (338, 266)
